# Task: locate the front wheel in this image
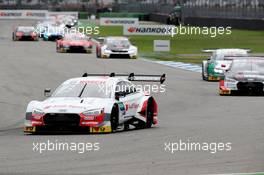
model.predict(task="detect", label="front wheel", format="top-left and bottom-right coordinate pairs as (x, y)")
top-left (56, 45), bottom-right (60, 53)
top-left (96, 50), bottom-right (101, 58)
top-left (110, 104), bottom-right (119, 132)
top-left (202, 63), bottom-right (208, 81)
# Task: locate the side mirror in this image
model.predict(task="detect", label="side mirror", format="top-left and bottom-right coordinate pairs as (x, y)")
top-left (44, 88), bottom-right (51, 97)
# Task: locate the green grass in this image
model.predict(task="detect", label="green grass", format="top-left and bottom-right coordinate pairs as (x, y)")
top-left (78, 20), bottom-right (264, 63)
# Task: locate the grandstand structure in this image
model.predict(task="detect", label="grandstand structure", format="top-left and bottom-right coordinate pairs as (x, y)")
top-left (0, 0), bottom-right (263, 29)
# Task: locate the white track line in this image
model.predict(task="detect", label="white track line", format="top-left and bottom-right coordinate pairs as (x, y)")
top-left (142, 59), bottom-right (202, 73)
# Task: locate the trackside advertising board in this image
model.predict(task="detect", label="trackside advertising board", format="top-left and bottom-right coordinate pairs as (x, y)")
top-left (48, 12), bottom-right (78, 19)
top-left (100, 17), bottom-right (139, 26)
top-left (124, 25), bottom-right (174, 36)
top-left (0, 10), bottom-right (48, 19)
top-left (0, 10), bottom-right (78, 19)
top-left (154, 40), bottom-right (170, 52)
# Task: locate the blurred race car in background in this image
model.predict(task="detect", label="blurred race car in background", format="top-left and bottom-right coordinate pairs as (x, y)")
top-left (96, 37), bottom-right (138, 59)
top-left (12, 26), bottom-right (38, 41)
top-left (57, 15), bottom-right (78, 28)
top-left (56, 33), bottom-right (93, 53)
top-left (202, 48), bottom-right (249, 81)
top-left (35, 19), bottom-right (57, 38)
top-left (24, 73), bottom-right (166, 133)
top-left (219, 58), bottom-right (264, 95)
top-left (43, 25), bottom-right (65, 41)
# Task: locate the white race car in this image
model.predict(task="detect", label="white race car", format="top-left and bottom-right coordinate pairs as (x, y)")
top-left (219, 58), bottom-right (264, 95)
top-left (24, 73), bottom-right (166, 133)
top-left (96, 37), bottom-right (138, 59)
top-left (202, 48), bottom-right (250, 81)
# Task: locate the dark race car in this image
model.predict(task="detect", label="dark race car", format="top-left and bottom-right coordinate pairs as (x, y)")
top-left (13, 26), bottom-right (38, 41)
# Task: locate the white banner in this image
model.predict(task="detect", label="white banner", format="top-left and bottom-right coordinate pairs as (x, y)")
top-left (0, 10), bottom-right (48, 19)
top-left (154, 40), bottom-right (170, 52)
top-left (48, 12), bottom-right (78, 19)
top-left (124, 25), bottom-right (174, 36)
top-left (100, 17), bottom-right (139, 26)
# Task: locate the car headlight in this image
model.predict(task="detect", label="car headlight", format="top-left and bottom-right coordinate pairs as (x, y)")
top-left (82, 108), bottom-right (104, 116)
top-left (105, 47), bottom-right (111, 51)
top-left (130, 47), bottom-right (137, 53)
top-left (32, 109), bottom-right (45, 119)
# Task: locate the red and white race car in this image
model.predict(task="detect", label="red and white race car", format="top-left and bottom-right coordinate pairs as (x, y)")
top-left (12, 26), bottom-right (38, 41)
top-left (56, 33), bottom-right (93, 53)
top-left (24, 73), bottom-right (166, 133)
top-left (96, 36), bottom-right (138, 59)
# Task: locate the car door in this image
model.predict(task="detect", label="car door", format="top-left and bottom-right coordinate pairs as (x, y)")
top-left (115, 81), bottom-right (141, 119)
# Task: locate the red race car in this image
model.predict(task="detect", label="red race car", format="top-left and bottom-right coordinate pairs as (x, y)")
top-left (12, 26), bottom-right (38, 41)
top-left (56, 33), bottom-right (93, 53)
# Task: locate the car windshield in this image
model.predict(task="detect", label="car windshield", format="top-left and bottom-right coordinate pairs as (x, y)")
top-left (64, 35), bottom-right (87, 41)
top-left (230, 60), bottom-right (264, 73)
top-left (52, 80), bottom-right (111, 98)
top-left (17, 27), bottom-right (34, 32)
top-left (107, 39), bottom-right (130, 47)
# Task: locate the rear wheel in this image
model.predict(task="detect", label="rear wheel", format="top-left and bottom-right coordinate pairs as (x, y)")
top-left (146, 99), bottom-right (154, 128)
top-left (110, 104), bottom-right (119, 132)
top-left (202, 63), bottom-right (208, 81)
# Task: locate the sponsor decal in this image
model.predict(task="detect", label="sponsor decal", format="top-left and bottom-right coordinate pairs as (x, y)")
top-left (90, 126), bottom-right (111, 133)
top-left (26, 12), bottom-right (46, 17)
top-left (44, 105), bottom-right (84, 109)
top-left (48, 12), bottom-right (78, 19)
top-left (0, 10), bottom-right (48, 19)
top-left (100, 18), bottom-right (139, 26)
top-left (125, 103), bottom-right (139, 111)
top-left (24, 126), bottom-right (36, 132)
top-left (0, 12), bottom-right (22, 17)
top-left (124, 25), bottom-right (174, 36)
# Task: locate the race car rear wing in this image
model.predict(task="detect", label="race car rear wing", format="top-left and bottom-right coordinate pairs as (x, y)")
top-left (224, 56), bottom-right (264, 60)
top-left (202, 48), bottom-right (251, 53)
top-left (82, 73), bottom-right (166, 84)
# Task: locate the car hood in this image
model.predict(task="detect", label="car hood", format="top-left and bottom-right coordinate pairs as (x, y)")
top-left (61, 40), bottom-right (92, 46)
top-left (39, 97), bottom-right (113, 114)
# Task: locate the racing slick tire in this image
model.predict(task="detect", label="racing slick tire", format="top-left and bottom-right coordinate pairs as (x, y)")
top-left (96, 50), bottom-right (101, 58)
top-left (56, 46), bottom-right (61, 53)
top-left (110, 104), bottom-right (119, 133)
top-left (146, 98), bottom-right (154, 128)
top-left (202, 62), bottom-right (208, 81)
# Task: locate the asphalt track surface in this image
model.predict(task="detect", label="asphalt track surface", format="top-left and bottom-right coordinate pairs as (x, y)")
top-left (0, 20), bottom-right (263, 175)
